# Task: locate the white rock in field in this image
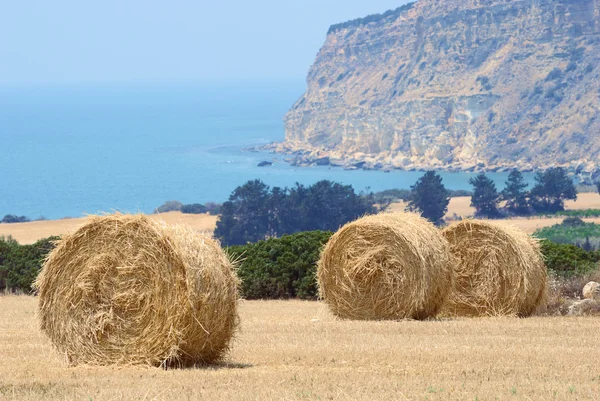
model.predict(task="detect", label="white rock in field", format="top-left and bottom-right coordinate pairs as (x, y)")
top-left (582, 282), bottom-right (600, 300)
top-left (567, 299), bottom-right (600, 316)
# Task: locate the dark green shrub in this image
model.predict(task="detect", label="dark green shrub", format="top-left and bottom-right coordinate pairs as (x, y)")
top-left (535, 220), bottom-right (600, 245)
top-left (154, 200), bottom-right (183, 213)
top-left (372, 189), bottom-right (412, 203)
top-left (548, 209), bottom-right (600, 218)
top-left (0, 236), bottom-right (59, 293)
top-left (1, 215), bottom-right (30, 224)
top-left (227, 231), bottom-right (332, 300)
top-left (181, 203), bottom-right (207, 214)
top-left (0, 236), bottom-right (18, 291)
top-left (540, 239), bottom-right (600, 277)
top-left (545, 67), bottom-right (563, 81)
top-left (562, 216), bottom-right (585, 227)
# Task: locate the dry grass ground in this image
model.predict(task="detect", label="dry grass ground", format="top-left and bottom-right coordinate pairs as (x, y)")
top-left (389, 193), bottom-right (600, 234)
top-left (0, 212), bottom-right (218, 245)
top-left (1, 296), bottom-right (599, 400)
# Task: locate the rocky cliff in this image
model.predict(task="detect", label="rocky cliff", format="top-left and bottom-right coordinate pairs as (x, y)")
top-left (279, 0), bottom-right (600, 176)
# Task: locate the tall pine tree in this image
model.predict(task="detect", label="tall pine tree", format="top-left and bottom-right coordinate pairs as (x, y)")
top-left (502, 169), bottom-right (529, 215)
top-left (406, 171), bottom-right (449, 225)
top-left (469, 173), bottom-right (501, 218)
top-left (529, 167), bottom-right (577, 213)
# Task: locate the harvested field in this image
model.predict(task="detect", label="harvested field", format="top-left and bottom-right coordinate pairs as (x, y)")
top-left (1, 296), bottom-right (599, 400)
top-left (0, 212), bottom-right (218, 245)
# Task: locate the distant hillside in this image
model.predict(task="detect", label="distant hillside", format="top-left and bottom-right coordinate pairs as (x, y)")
top-left (279, 0), bottom-right (600, 181)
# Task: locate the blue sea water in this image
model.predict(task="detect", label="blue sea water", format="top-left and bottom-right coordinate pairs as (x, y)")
top-left (1, 82), bottom-right (530, 220)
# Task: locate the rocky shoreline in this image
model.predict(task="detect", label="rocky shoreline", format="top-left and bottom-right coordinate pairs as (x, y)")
top-left (256, 142), bottom-right (600, 185)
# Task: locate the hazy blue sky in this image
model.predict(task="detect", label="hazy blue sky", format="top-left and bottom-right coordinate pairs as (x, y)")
top-left (0, 0), bottom-right (410, 85)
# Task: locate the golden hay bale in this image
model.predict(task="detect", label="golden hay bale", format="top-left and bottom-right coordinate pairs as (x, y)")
top-left (442, 220), bottom-right (547, 317)
top-left (34, 214), bottom-right (239, 367)
top-left (317, 212), bottom-right (452, 320)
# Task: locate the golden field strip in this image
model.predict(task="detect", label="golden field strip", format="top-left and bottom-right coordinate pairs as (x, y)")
top-left (0, 296), bottom-right (599, 400)
top-left (0, 211), bottom-right (218, 245)
top-left (4, 193), bottom-right (600, 245)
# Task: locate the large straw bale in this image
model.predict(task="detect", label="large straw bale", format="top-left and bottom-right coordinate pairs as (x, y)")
top-left (317, 212), bottom-right (452, 320)
top-left (35, 214), bottom-right (239, 367)
top-left (442, 220), bottom-right (547, 317)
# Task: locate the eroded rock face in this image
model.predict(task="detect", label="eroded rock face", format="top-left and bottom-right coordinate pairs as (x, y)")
top-left (583, 281), bottom-right (600, 300)
top-left (283, 0), bottom-right (600, 172)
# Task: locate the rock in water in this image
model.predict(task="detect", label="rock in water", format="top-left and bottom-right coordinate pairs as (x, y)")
top-left (583, 281), bottom-right (600, 300)
top-left (284, 0), bottom-right (600, 173)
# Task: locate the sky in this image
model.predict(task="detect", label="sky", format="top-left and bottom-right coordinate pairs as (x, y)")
top-left (0, 0), bottom-right (411, 85)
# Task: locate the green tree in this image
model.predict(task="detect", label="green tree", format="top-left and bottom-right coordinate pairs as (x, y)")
top-left (271, 181), bottom-right (375, 235)
top-left (502, 169), bottom-right (530, 215)
top-left (407, 171), bottom-right (449, 224)
top-left (529, 167), bottom-right (577, 213)
top-left (215, 180), bottom-right (272, 245)
top-left (469, 173), bottom-right (501, 218)
top-left (154, 200), bottom-right (183, 213)
top-left (216, 180), bottom-right (376, 245)
top-left (301, 180), bottom-right (375, 232)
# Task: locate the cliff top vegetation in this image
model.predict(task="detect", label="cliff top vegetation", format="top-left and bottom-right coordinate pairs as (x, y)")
top-left (327, 2), bottom-right (416, 34)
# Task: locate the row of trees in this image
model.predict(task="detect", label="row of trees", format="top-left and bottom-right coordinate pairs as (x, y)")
top-left (154, 200), bottom-right (222, 215)
top-left (403, 167), bottom-right (578, 223)
top-left (215, 180), bottom-right (375, 246)
top-left (469, 168), bottom-right (577, 218)
top-left (214, 168), bottom-right (579, 244)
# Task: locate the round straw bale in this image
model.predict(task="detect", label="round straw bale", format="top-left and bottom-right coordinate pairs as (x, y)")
top-left (442, 220), bottom-right (547, 317)
top-left (34, 214), bottom-right (239, 367)
top-left (317, 212), bottom-right (452, 320)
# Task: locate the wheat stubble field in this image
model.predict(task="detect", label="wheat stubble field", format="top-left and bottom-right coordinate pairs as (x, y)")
top-left (1, 296), bottom-right (599, 400)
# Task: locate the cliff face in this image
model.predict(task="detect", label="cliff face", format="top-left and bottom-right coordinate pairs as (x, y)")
top-left (282, 0), bottom-right (600, 175)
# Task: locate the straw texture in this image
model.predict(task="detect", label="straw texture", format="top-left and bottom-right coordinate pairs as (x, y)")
top-left (317, 212), bottom-right (452, 320)
top-left (442, 220), bottom-right (547, 317)
top-left (35, 214), bottom-right (239, 367)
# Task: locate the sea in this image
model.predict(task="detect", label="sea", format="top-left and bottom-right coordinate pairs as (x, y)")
top-left (0, 81), bottom-right (532, 220)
